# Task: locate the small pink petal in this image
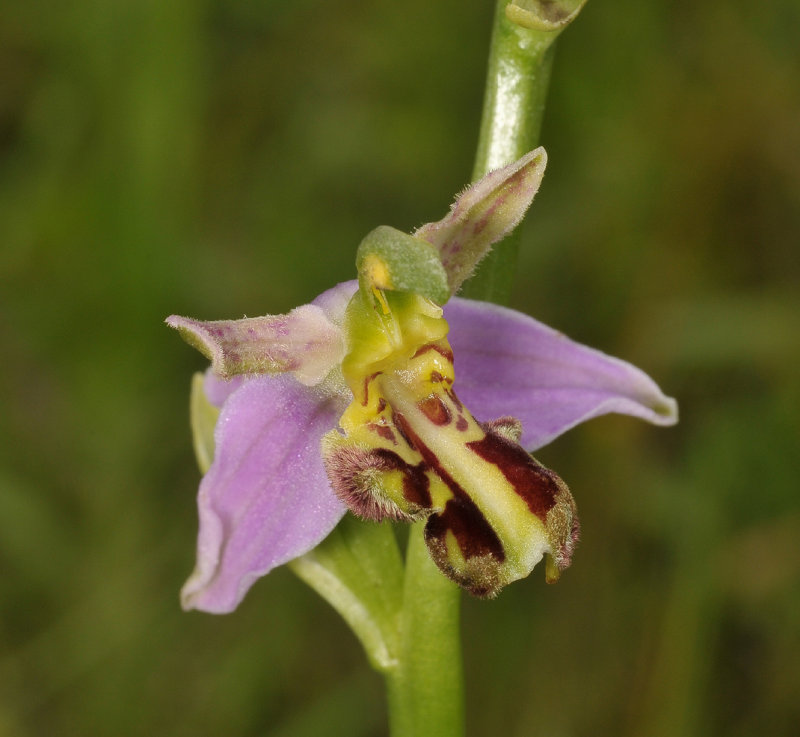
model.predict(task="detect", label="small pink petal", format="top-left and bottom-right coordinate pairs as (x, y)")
top-left (166, 305), bottom-right (345, 386)
top-left (415, 148), bottom-right (547, 294)
top-left (199, 282), bottom-right (359, 408)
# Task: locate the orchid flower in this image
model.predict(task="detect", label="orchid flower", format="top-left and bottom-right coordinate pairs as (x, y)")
top-left (167, 148), bottom-right (677, 614)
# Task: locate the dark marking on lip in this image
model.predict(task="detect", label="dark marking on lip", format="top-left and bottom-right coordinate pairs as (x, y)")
top-left (467, 431), bottom-right (559, 521)
top-left (370, 424), bottom-right (397, 444)
top-left (445, 388), bottom-right (463, 411)
top-left (412, 343), bottom-right (454, 364)
top-left (394, 415), bottom-right (415, 450)
top-left (361, 372), bottom-right (380, 406)
top-left (394, 412), bottom-right (504, 564)
top-left (455, 415), bottom-right (468, 432)
top-left (372, 448), bottom-right (432, 508)
top-left (425, 493), bottom-right (505, 562)
top-left (418, 395), bottom-right (452, 426)
top-left (429, 370), bottom-right (453, 386)
top-left (402, 466), bottom-right (432, 508)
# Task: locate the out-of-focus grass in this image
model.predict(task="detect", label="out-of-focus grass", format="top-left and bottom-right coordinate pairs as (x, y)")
top-left (1, 1), bottom-right (798, 735)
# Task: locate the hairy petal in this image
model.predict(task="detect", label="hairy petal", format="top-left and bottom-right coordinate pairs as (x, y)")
top-left (181, 375), bottom-right (348, 613)
top-left (166, 304), bottom-right (345, 385)
top-left (414, 148), bottom-right (547, 295)
top-left (444, 298), bottom-right (678, 451)
top-left (199, 282), bottom-right (358, 408)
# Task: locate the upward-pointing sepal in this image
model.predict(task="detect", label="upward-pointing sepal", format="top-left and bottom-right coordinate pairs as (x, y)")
top-left (414, 148), bottom-right (548, 295)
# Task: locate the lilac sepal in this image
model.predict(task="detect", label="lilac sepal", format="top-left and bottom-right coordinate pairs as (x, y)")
top-left (444, 297), bottom-right (678, 451)
top-left (181, 374), bottom-right (348, 613)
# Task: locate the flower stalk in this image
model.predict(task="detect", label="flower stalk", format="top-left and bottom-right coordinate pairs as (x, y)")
top-left (382, 3), bottom-right (587, 734)
top-left (385, 525), bottom-right (464, 737)
top-left (464, 0), bottom-right (586, 304)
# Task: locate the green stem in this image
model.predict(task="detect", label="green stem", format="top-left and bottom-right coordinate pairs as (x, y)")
top-left (381, 5), bottom-right (576, 734)
top-left (303, 4), bottom-right (589, 734)
top-left (461, 0), bottom-right (559, 304)
top-left (385, 524), bottom-right (464, 737)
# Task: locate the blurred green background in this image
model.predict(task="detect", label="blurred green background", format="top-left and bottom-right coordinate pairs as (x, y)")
top-left (1, 1), bottom-right (799, 735)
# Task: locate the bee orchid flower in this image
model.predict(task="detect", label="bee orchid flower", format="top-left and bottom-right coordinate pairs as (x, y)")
top-left (168, 148), bottom-right (677, 614)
